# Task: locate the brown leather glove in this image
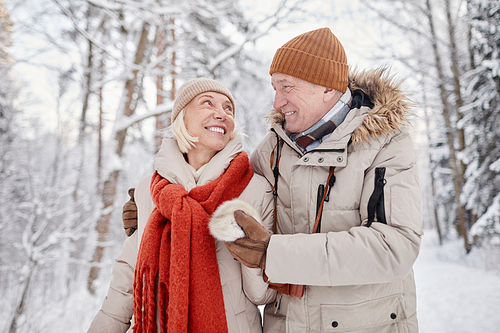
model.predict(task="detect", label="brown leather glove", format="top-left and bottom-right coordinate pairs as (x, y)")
top-left (225, 210), bottom-right (271, 269)
top-left (122, 188), bottom-right (137, 237)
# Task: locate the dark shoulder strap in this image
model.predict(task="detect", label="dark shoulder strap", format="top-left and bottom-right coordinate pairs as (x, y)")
top-left (271, 132), bottom-right (281, 234)
top-left (313, 167), bottom-right (335, 233)
top-left (366, 167), bottom-right (386, 227)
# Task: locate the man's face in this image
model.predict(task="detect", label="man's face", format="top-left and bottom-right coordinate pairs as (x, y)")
top-left (271, 73), bottom-right (332, 133)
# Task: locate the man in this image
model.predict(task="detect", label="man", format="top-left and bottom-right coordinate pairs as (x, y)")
top-left (226, 27), bottom-right (422, 333)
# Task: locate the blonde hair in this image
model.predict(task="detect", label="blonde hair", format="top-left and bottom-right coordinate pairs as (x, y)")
top-left (169, 108), bottom-right (199, 153)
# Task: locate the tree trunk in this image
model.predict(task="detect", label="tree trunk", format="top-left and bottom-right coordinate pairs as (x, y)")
top-left (170, 16), bottom-right (177, 117)
top-left (467, 23), bottom-right (475, 71)
top-left (445, 0), bottom-right (467, 180)
top-left (74, 3), bottom-right (94, 201)
top-left (97, 54), bottom-right (104, 192)
top-left (426, 0), bottom-right (470, 253)
top-left (87, 22), bottom-right (150, 294)
top-left (421, 80), bottom-right (443, 245)
top-left (155, 24), bottom-right (166, 151)
top-left (154, 16), bottom-right (177, 152)
top-left (97, 20), bottom-right (107, 192)
top-left (87, 170), bottom-right (119, 294)
top-left (9, 261), bottom-right (35, 333)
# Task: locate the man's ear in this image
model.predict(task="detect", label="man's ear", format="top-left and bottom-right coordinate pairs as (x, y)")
top-left (323, 87), bottom-right (341, 103)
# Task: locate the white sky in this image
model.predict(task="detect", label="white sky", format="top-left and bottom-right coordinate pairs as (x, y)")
top-left (11, 0), bottom-right (385, 136)
top-left (242, 0), bottom-right (378, 68)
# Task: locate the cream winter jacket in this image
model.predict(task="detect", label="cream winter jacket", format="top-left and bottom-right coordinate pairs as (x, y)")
top-left (250, 69), bottom-right (422, 333)
top-left (88, 134), bottom-right (275, 333)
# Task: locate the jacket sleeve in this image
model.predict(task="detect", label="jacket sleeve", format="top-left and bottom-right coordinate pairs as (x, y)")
top-left (87, 232), bottom-right (138, 333)
top-left (239, 173), bottom-right (277, 305)
top-left (135, 175), bottom-right (155, 243)
top-left (265, 132), bottom-right (422, 286)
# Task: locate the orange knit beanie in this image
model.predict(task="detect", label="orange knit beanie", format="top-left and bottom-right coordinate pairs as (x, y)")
top-left (269, 27), bottom-right (349, 93)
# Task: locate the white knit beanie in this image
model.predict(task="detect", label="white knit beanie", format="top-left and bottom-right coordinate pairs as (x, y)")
top-left (171, 78), bottom-right (236, 122)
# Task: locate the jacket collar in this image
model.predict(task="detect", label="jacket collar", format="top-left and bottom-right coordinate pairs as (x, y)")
top-left (268, 68), bottom-right (411, 147)
top-left (154, 134), bottom-right (244, 191)
top-left (271, 106), bottom-right (365, 156)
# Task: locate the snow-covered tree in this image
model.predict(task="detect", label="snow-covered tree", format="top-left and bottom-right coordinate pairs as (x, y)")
top-left (86, 0), bottom-right (313, 291)
top-left (1, 0), bottom-right (314, 330)
top-left (0, 0), bottom-right (14, 138)
top-left (358, 0), bottom-right (477, 251)
top-left (461, 0), bottom-right (500, 245)
top-left (0, 2), bottom-right (19, 327)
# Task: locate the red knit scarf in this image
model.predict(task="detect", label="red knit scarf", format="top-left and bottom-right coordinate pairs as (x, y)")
top-left (133, 152), bottom-right (253, 333)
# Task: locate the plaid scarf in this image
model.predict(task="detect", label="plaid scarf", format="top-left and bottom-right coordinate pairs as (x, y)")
top-left (291, 88), bottom-right (352, 151)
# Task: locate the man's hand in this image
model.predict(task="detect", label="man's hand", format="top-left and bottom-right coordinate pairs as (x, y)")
top-left (122, 188), bottom-right (137, 237)
top-left (225, 210), bottom-right (271, 269)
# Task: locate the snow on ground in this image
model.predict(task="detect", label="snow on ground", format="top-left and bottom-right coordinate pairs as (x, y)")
top-left (414, 230), bottom-right (500, 333)
top-left (5, 228), bottom-right (500, 332)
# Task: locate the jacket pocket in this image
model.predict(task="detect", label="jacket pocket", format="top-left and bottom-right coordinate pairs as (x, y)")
top-left (320, 294), bottom-right (406, 332)
top-left (263, 294), bottom-right (287, 333)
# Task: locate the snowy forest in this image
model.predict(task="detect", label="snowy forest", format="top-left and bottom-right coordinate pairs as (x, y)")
top-left (0, 0), bottom-right (499, 332)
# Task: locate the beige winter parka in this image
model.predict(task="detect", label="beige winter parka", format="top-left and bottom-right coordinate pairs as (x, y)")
top-left (250, 69), bottom-right (423, 333)
top-left (88, 134), bottom-right (276, 333)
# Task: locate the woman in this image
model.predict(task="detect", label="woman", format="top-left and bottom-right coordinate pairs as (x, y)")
top-left (88, 78), bottom-right (275, 333)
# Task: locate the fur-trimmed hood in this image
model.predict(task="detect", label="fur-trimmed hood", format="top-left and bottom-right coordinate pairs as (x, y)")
top-left (268, 68), bottom-right (412, 144)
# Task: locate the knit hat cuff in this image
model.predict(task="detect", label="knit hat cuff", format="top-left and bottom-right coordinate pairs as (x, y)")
top-left (171, 78), bottom-right (236, 123)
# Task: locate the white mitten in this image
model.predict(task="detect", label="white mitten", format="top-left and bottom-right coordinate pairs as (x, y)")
top-left (209, 199), bottom-right (262, 242)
